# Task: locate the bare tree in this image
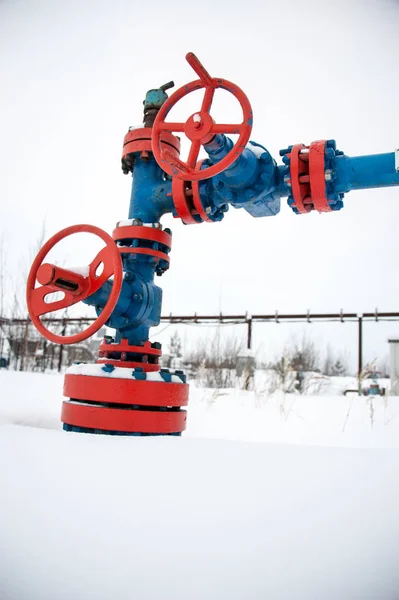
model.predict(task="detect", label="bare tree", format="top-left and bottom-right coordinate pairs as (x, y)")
top-left (268, 349), bottom-right (296, 394)
top-left (168, 330), bottom-right (182, 358)
top-left (290, 332), bottom-right (320, 373)
top-left (323, 344), bottom-right (334, 376)
top-left (186, 329), bottom-right (244, 388)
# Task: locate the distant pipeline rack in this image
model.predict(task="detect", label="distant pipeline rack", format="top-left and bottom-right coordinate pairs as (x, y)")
top-left (6, 310), bottom-right (399, 379)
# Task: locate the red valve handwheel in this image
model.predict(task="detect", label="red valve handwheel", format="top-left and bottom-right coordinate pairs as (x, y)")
top-left (152, 52), bottom-right (253, 182)
top-left (26, 224), bottom-right (123, 345)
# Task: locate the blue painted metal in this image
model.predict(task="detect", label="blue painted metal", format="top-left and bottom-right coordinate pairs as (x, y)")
top-left (362, 373), bottom-right (385, 396)
top-left (128, 157), bottom-right (174, 223)
top-left (334, 152), bottom-right (399, 193)
top-left (126, 129), bottom-right (399, 225)
top-left (63, 424), bottom-right (181, 436)
top-left (280, 143), bottom-right (399, 214)
top-left (83, 226), bottom-right (164, 346)
top-left (202, 137), bottom-right (281, 218)
top-left (144, 89), bottom-right (170, 111)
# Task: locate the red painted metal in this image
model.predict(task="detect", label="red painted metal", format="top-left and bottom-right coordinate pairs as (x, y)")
top-left (98, 339), bottom-right (162, 357)
top-left (186, 51), bottom-right (213, 86)
top-left (170, 160), bottom-right (212, 224)
top-left (64, 373), bottom-right (188, 407)
top-left (122, 127), bottom-right (180, 159)
top-left (289, 144), bottom-right (311, 214)
top-left (97, 339), bottom-right (161, 370)
top-left (152, 53), bottom-right (252, 182)
top-left (118, 247), bottom-right (170, 264)
top-left (171, 178), bottom-right (198, 224)
top-left (26, 225), bottom-right (123, 345)
top-left (112, 224), bottom-right (171, 263)
top-left (36, 264), bottom-right (89, 296)
top-left (96, 360), bottom-right (160, 370)
top-left (112, 225), bottom-right (172, 249)
top-left (61, 401), bottom-right (187, 433)
top-left (309, 140), bottom-right (331, 212)
top-left (192, 160), bottom-right (213, 222)
top-left (290, 140), bottom-right (331, 213)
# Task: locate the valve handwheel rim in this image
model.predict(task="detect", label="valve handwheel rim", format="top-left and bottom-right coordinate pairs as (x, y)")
top-left (151, 52), bottom-right (253, 182)
top-left (26, 224), bottom-right (123, 345)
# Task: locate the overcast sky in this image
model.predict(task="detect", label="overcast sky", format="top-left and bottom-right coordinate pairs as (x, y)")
top-left (0, 0), bottom-right (398, 369)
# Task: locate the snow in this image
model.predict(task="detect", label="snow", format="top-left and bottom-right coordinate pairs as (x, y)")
top-left (117, 218), bottom-right (137, 226)
top-left (1, 370), bottom-right (399, 599)
top-left (67, 362), bottom-right (185, 383)
top-left (117, 220), bottom-right (161, 228)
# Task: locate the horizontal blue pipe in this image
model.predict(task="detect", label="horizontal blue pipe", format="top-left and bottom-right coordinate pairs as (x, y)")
top-left (334, 152), bottom-right (399, 193)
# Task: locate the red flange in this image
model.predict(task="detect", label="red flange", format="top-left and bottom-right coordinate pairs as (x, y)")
top-left (289, 144), bottom-right (312, 214)
top-left (62, 401), bottom-right (187, 434)
top-left (122, 127), bottom-right (180, 172)
top-left (112, 225), bottom-right (172, 248)
top-left (64, 373), bottom-right (188, 406)
top-left (112, 224), bottom-right (172, 267)
top-left (171, 160), bottom-right (213, 224)
top-left (289, 140), bottom-right (331, 213)
top-left (191, 160), bottom-right (213, 222)
top-left (97, 339), bottom-right (161, 371)
top-left (62, 373), bottom-right (188, 434)
top-left (26, 224), bottom-right (123, 345)
top-left (171, 178), bottom-right (199, 224)
top-left (309, 140), bottom-right (331, 212)
top-left (152, 52), bottom-right (253, 182)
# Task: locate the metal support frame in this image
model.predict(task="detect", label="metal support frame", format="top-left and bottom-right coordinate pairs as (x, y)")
top-left (247, 317), bottom-right (253, 350)
top-left (358, 315), bottom-right (363, 393)
top-left (9, 311), bottom-right (399, 379)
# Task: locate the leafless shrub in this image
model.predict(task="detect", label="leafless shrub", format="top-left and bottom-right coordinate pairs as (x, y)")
top-left (290, 332), bottom-right (320, 373)
top-left (185, 330), bottom-right (244, 388)
top-left (267, 351), bottom-right (296, 394)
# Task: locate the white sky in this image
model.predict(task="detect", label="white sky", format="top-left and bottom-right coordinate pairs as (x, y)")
top-left (0, 0), bottom-right (398, 369)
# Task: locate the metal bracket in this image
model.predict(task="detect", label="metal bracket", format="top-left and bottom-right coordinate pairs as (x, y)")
top-left (395, 149), bottom-right (399, 172)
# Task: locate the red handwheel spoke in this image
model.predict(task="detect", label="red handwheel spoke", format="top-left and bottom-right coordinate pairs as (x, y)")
top-left (89, 246), bottom-right (115, 292)
top-left (30, 285), bottom-right (81, 317)
top-left (160, 122), bottom-right (186, 132)
top-left (162, 149), bottom-right (189, 173)
top-left (211, 123), bottom-right (246, 135)
top-left (187, 140), bottom-right (201, 168)
top-left (201, 86), bottom-right (215, 114)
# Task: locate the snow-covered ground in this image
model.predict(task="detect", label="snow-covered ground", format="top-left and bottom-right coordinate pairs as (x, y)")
top-left (1, 370), bottom-right (399, 599)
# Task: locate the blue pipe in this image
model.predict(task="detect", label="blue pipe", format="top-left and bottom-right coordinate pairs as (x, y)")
top-left (334, 152), bottom-right (399, 193)
top-left (83, 257), bottom-right (163, 346)
top-left (128, 158), bottom-right (174, 223)
top-left (201, 136), bottom-right (282, 218)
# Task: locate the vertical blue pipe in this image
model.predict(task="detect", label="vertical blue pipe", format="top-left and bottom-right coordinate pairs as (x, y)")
top-left (128, 158), bottom-right (174, 223)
